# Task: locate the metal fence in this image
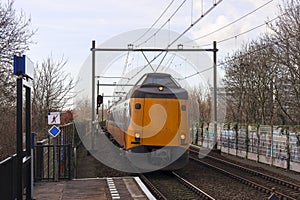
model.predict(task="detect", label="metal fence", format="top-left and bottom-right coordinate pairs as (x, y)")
top-left (191, 124), bottom-right (300, 172)
top-left (35, 142), bottom-right (72, 180)
top-left (0, 123), bottom-right (78, 195)
top-left (0, 155), bottom-right (17, 199)
top-left (219, 125), bottom-right (300, 165)
top-left (0, 153), bottom-right (31, 199)
top-left (34, 123), bottom-right (76, 181)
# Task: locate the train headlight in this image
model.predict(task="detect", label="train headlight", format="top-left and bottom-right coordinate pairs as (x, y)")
top-left (158, 86), bottom-right (164, 91)
top-left (131, 132), bottom-right (141, 144)
top-left (180, 134), bottom-right (186, 145)
top-left (180, 134), bottom-right (186, 140)
top-left (135, 132), bottom-right (140, 139)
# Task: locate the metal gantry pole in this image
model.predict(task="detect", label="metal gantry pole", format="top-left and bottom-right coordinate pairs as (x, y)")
top-left (96, 80), bottom-right (99, 115)
top-left (213, 41), bottom-right (218, 150)
top-left (102, 93), bottom-right (104, 122)
top-left (91, 40), bottom-right (96, 151)
top-left (91, 41), bottom-right (219, 150)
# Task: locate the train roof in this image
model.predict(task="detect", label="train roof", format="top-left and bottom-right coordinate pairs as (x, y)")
top-left (108, 73), bottom-right (187, 108)
top-left (135, 73), bottom-right (181, 88)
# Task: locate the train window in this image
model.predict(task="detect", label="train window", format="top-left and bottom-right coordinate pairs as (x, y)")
top-left (142, 74), bottom-right (180, 88)
top-left (135, 103), bottom-right (141, 109)
top-left (181, 105), bottom-right (186, 111)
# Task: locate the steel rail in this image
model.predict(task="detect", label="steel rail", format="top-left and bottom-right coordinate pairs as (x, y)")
top-left (172, 172), bottom-right (216, 200)
top-left (140, 171), bottom-right (215, 200)
top-left (189, 147), bottom-right (298, 200)
top-left (190, 144), bottom-right (300, 194)
top-left (138, 174), bottom-right (167, 200)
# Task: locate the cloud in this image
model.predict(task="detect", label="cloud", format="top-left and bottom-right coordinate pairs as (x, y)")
top-left (13, 0), bottom-right (280, 78)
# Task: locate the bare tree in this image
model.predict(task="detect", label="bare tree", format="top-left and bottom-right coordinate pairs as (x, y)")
top-left (267, 0), bottom-right (300, 125)
top-left (32, 56), bottom-right (76, 137)
top-left (188, 86), bottom-right (211, 124)
top-left (0, 0), bottom-right (35, 105)
top-left (0, 1), bottom-right (34, 62)
top-left (223, 0), bottom-right (300, 126)
top-left (0, 0), bottom-right (35, 160)
top-left (223, 39), bottom-right (276, 124)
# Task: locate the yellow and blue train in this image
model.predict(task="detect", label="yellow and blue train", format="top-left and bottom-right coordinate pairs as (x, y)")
top-left (106, 73), bottom-right (189, 170)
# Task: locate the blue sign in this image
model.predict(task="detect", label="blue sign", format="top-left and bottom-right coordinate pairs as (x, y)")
top-left (48, 125), bottom-right (61, 137)
top-left (13, 55), bottom-right (25, 75)
top-left (13, 55), bottom-right (34, 78)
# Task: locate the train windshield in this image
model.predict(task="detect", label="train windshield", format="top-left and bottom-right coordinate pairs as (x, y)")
top-left (141, 73), bottom-right (180, 88)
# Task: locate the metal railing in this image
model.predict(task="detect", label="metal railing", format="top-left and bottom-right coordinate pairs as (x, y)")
top-left (35, 143), bottom-right (72, 180)
top-left (0, 153), bottom-right (31, 199)
top-left (34, 123), bottom-right (77, 181)
top-left (191, 123), bottom-right (300, 172)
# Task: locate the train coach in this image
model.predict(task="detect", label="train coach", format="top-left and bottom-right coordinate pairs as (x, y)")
top-left (106, 73), bottom-right (189, 170)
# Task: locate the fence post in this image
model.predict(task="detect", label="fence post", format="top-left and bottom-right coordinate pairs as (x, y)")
top-left (31, 133), bottom-right (35, 198)
top-left (74, 146), bottom-right (77, 178)
top-left (271, 125), bottom-right (274, 166)
top-left (54, 138), bottom-right (58, 181)
top-left (227, 126), bottom-right (230, 155)
top-left (286, 129), bottom-right (290, 170)
top-left (68, 144), bottom-right (72, 180)
top-left (35, 142), bottom-right (44, 180)
top-left (256, 124), bottom-right (260, 162)
top-left (25, 85), bottom-right (32, 200)
top-left (246, 124), bottom-right (249, 159)
top-left (219, 126), bottom-right (222, 151)
top-left (234, 123), bottom-right (238, 156)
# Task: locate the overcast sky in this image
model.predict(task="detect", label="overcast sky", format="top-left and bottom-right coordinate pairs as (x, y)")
top-left (13, 0), bottom-right (281, 78)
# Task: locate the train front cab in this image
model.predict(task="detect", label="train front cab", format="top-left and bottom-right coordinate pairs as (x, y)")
top-left (126, 94), bottom-right (190, 170)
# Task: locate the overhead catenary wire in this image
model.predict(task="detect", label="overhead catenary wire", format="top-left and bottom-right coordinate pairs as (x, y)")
top-left (184, 14), bottom-right (281, 49)
top-left (190, 0), bottom-right (193, 24)
top-left (122, 1), bottom-right (223, 85)
top-left (136, 0), bottom-right (188, 47)
top-left (176, 66), bottom-right (214, 81)
top-left (195, 6), bottom-right (300, 70)
top-left (141, 1), bottom-right (223, 64)
top-left (125, 1), bottom-right (223, 85)
top-left (182, 0), bottom-right (274, 44)
top-left (139, 0), bottom-right (223, 75)
top-left (182, 17), bottom-right (286, 72)
top-left (217, 18), bottom-right (277, 44)
top-left (217, 33), bottom-right (300, 68)
top-left (155, 51), bottom-right (169, 72)
top-left (167, 0), bottom-right (223, 48)
top-left (132, 0), bottom-right (175, 45)
top-left (217, 4), bottom-right (300, 45)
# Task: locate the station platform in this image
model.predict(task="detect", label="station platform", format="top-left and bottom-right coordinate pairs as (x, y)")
top-left (34, 177), bottom-right (155, 200)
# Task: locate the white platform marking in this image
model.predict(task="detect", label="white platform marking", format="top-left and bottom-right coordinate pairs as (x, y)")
top-left (106, 178), bottom-right (120, 199)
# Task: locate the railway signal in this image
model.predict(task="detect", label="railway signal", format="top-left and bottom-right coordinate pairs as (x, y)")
top-left (97, 94), bottom-right (103, 107)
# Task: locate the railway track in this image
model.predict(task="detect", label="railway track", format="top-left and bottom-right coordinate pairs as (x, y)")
top-left (189, 145), bottom-right (300, 200)
top-left (139, 171), bottom-right (215, 200)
